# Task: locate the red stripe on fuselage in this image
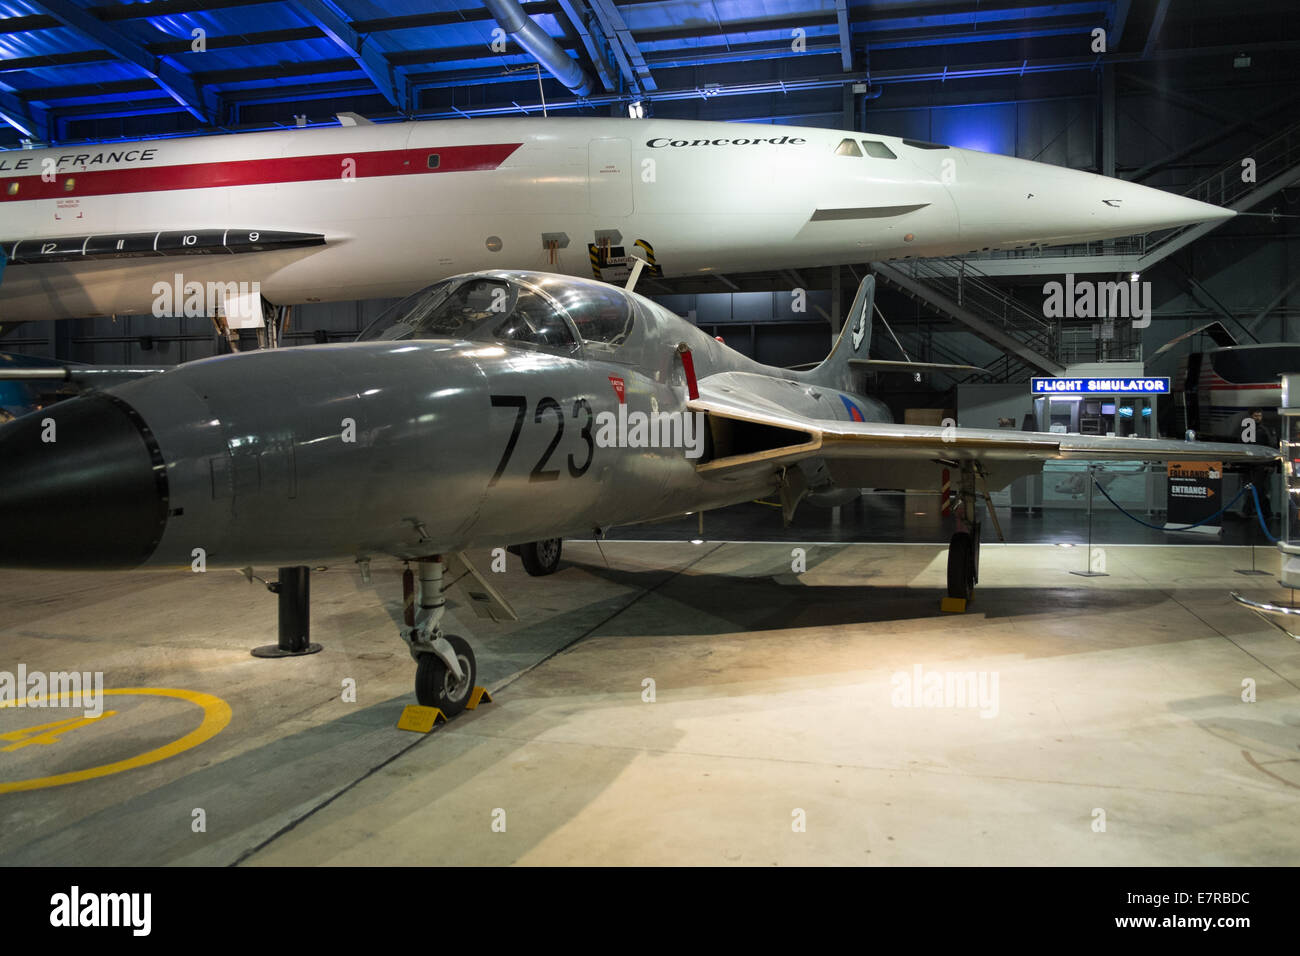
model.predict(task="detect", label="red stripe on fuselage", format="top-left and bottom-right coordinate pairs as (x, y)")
top-left (0, 143), bottom-right (523, 202)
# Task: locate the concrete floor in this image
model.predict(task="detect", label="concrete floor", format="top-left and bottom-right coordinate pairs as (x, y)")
top-left (2, 541), bottom-right (1299, 866)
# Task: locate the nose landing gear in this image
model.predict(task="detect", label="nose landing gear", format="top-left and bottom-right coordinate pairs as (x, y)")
top-left (401, 556), bottom-right (479, 715)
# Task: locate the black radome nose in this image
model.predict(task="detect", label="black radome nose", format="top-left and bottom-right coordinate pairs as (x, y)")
top-left (0, 393), bottom-right (169, 569)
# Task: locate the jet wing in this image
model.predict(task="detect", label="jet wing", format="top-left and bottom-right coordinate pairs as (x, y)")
top-left (689, 383), bottom-right (1276, 489)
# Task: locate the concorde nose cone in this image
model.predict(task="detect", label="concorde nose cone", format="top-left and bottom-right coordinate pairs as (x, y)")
top-left (1106, 176), bottom-right (1235, 232)
top-left (0, 394), bottom-right (169, 569)
top-left (944, 148), bottom-right (1236, 245)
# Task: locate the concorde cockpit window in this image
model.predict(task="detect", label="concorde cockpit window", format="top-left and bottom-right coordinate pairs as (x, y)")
top-left (356, 277), bottom-right (580, 357)
top-left (861, 140), bottom-right (897, 159)
top-left (901, 139), bottom-right (949, 150)
top-left (834, 138), bottom-right (863, 157)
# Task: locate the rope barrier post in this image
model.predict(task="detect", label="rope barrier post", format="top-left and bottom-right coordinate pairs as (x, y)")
top-left (1236, 482), bottom-right (1272, 575)
top-left (1090, 468), bottom-right (1275, 542)
top-left (1070, 465), bottom-right (1109, 578)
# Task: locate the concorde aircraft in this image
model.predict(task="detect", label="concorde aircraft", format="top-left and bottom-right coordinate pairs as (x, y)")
top-left (0, 270), bottom-right (1274, 714)
top-left (0, 116), bottom-right (1234, 322)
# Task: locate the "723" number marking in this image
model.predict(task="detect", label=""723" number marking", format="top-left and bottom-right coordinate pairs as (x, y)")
top-left (489, 394), bottom-right (594, 485)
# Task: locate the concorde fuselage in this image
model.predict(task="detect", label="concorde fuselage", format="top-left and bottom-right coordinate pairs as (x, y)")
top-left (0, 117), bottom-right (1232, 321)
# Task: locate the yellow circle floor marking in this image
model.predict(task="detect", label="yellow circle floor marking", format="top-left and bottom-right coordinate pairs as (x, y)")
top-left (0, 687), bottom-right (232, 794)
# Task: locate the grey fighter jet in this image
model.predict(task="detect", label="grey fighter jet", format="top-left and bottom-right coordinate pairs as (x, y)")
top-left (0, 272), bottom-right (1276, 713)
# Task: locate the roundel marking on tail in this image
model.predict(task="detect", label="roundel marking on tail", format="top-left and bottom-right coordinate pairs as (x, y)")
top-left (840, 394), bottom-right (865, 422)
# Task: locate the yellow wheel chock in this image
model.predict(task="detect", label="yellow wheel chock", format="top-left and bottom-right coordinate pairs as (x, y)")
top-left (397, 705), bottom-right (447, 733)
top-left (397, 688), bottom-right (493, 732)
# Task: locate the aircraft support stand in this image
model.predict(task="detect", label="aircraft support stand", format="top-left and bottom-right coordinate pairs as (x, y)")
top-left (251, 565), bottom-right (324, 657)
top-left (944, 463), bottom-right (982, 607)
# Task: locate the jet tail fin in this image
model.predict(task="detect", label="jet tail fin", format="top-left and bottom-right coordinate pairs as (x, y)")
top-left (801, 274), bottom-right (875, 394)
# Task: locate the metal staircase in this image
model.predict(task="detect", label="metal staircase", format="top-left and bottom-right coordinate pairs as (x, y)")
top-left (888, 325), bottom-right (1032, 384)
top-left (871, 257), bottom-right (1064, 377)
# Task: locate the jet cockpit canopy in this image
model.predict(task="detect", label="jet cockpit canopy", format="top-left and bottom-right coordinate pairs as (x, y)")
top-left (357, 271), bottom-right (637, 361)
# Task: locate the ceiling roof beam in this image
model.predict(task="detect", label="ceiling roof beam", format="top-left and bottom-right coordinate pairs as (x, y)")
top-left (407, 35), bottom-right (1300, 119)
top-left (637, 12), bottom-right (837, 43)
top-left (1141, 0), bottom-right (1170, 59)
top-left (150, 26), bottom-right (325, 54)
top-left (387, 43), bottom-right (580, 67)
top-left (0, 50), bottom-right (115, 73)
top-left (0, 87), bottom-right (48, 140)
top-left (0, 14), bottom-right (60, 33)
top-left (220, 80), bottom-right (383, 103)
top-left (836, 0), bottom-right (852, 71)
top-left (3, 27), bottom-right (329, 67)
top-left (191, 59), bottom-right (359, 85)
top-left (410, 66), bottom-right (580, 90)
top-left (351, 2), bottom-right (561, 35)
top-left (644, 42), bottom-right (842, 69)
top-left (638, 21), bottom-right (1094, 70)
top-left (0, 0), bottom-right (273, 33)
top-left (290, 0), bottom-right (407, 112)
top-left (91, 0), bottom-right (276, 20)
top-left (416, 71), bottom-right (870, 115)
top-left (1109, 0), bottom-right (1131, 50)
top-left (24, 0), bottom-right (217, 124)
top-left (20, 79), bottom-right (159, 102)
top-left (586, 0), bottom-right (656, 93)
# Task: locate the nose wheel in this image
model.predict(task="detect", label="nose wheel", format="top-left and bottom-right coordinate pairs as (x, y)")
top-left (401, 556), bottom-right (482, 718)
top-left (415, 635), bottom-right (477, 715)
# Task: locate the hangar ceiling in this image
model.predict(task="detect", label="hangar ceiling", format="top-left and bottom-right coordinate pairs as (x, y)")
top-left (1, 0), bottom-right (1294, 147)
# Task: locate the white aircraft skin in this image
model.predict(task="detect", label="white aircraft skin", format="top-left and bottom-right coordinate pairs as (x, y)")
top-left (0, 117), bottom-right (1233, 321)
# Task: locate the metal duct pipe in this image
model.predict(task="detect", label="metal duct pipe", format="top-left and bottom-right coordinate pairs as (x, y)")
top-left (483, 0), bottom-right (596, 97)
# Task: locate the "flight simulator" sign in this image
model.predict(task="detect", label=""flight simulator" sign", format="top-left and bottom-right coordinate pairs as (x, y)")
top-left (1030, 377), bottom-right (1170, 395)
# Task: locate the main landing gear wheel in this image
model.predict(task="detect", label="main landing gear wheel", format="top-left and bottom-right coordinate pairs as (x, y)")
top-left (947, 531), bottom-right (977, 601)
top-left (415, 634), bottom-right (476, 715)
top-left (519, 538), bottom-right (562, 576)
